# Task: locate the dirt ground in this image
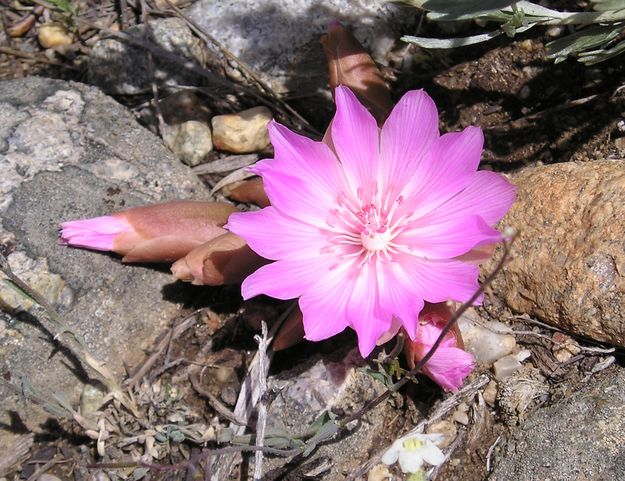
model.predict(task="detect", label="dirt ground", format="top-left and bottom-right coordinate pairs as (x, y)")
top-left (1, 1), bottom-right (624, 480)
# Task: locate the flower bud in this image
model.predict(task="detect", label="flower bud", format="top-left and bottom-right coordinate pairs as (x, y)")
top-left (321, 21), bottom-right (393, 125)
top-left (60, 201), bottom-right (236, 263)
top-left (404, 303), bottom-right (475, 392)
top-left (171, 232), bottom-right (266, 286)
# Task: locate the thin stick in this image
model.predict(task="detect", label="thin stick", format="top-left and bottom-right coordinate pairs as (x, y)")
top-left (253, 321), bottom-right (269, 481)
top-left (189, 372), bottom-right (248, 427)
top-left (0, 46), bottom-right (80, 69)
top-left (210, 302), bottom-right (296, 480)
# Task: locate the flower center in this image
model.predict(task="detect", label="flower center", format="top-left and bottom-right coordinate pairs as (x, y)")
top-left (357, 204), bottom-right (391, 251)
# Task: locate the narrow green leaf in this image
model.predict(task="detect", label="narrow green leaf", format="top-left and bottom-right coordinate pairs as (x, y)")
top-left (592, 0), bottom-right (625, 11)
top-left (546, 24), bottom-right (624, 58)
top-left (421, 0), bottom-right (518, 16)
top-left (579, 38), bottom-right (625, 64)
top-left (402, 30), bottom-right (504, 48)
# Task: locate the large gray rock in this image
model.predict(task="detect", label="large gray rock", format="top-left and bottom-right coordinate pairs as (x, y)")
top-left (0, 77), bottom-right (207, 431)
top-left (489, 366), bottom-right (625, 481)
top-left (186, 0), bottom-right (409, 96)
top-left (259, 346), bottom-right (393, 480)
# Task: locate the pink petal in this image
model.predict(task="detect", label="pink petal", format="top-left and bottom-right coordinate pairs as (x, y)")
top-left (252, 122), bottom-right (348, 226)
top-left (60, 215), bottom-right (131, 251)
top-left (378, 261), bottom-right (425, 340)
top-left (346, 262), bottom-right (393, 357)
top-left (379, 89), bottom-right (439, 195)
top-left (422, 346), bottom-right (475, 392)
top-left (455, 243), bottom-right (497, 265)
top-left (299, 263), bottom-right (354, 342)
top-left (415, 320), bottom-right (457, 349)
top-left (396, 215), bottom-right (502, 259)
top-left (434, 170), bottom-right (517, 226)
top-left (400, 255), bottom-right (482, 304)
top-left (399, 126), bottom-right (484, 219)
top-left (241, 257), bottom-right (332, 300)
top-left (331, 86), bottom-right (380, 198)
top-left (226, 207), bottom-right (327, 261)
top-left (376, 316), bottom-right (404, 346)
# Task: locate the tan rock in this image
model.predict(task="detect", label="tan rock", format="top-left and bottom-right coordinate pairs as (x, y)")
top-left (483, 380), bottom-right (498, 406)
top-left (367, 464), bottom-right (392, 481)
top-left (488, 160), bottom-right (625, 346)
top-left (38, 23), bottom-right (74, 49)
top-left (211, 106), bottom-right (272, 153)
top-left (426, 419), bottom-right (457, 448)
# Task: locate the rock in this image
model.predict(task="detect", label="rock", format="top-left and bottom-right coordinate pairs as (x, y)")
top-left (260, 345), bottom-right (394, 480)
top-left (452, 403), bottom-right (470, 426)
top-left (88, 18), bottom-right (204, 95)
top-left (367, 464), bottom-right (392, 481)
top-left (38, 24), bottom-right (74, 49)
top-left (79, 384), bottom-right (105, 418)
top-left (483, 380), bottom-right (498, 407)
top-left (0, 77), bottom-right (207, 432)
top-left (426, 420), bottom-right (457, 448)
top-left (496, 366), bottom-right (549, 426)
top-left (491, 366), bottom-right (625, 480)
top-left (457, 310), bottom-right (517, 365)
top-left (493, 355), bottom-right (523, 381)
top-left (211, 106), bottom-right (272, 153)
top-left (488, 161), bottom-right (625, 347)
top-left (164, 120), bottom-right (213, 166)
top-left (185, 0), bottom-right (414, 122)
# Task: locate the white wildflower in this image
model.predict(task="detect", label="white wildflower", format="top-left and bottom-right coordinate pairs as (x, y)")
top-left (381, 433), bottom-right (445, 474)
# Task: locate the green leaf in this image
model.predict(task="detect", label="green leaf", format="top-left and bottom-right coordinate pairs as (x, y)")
top-left (420, 0), bottom-right (518, 16)
top-left (546, 24), bottom-right (624, 59)
top-left (47, 0), bottom-right (74, 14)
top-left (578, 38), bottom-right (625, 64)
top-left (402, 30), bottom-right (504, 48)
top-left (592, 0), bottom-right (625, 11)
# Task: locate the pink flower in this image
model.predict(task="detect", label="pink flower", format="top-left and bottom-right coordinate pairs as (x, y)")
top-left (227, 86), bottom-right (515, 357)
top-left (405, 304), bottom-right (475, 391)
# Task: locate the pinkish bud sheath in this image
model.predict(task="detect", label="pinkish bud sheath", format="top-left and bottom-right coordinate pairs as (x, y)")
top-left (321, 22), bottom-right (393, 125)
top-left (171, 232), bottom-right (267, 286)
top-left (60, 201), bottom-right (237, 263)
top-left (404, 303), bottom-right (475, 392)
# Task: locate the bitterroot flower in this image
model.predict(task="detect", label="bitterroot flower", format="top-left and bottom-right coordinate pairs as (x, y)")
top-left (60, 201), bottom-right (236, 263)
top-left (227, 86), bottom-right (516, 357)
top-left (381, 433), bottom-right (445, 474)
top-left (404, 304), bottom-right (476, 392)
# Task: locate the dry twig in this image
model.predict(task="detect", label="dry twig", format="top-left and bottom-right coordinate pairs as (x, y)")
top-left (253, 321), bottom-right (269, 481)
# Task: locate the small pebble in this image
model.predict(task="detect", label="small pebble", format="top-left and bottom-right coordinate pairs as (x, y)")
top-left (546, 26), bottom-right (564, 38)
top-left (38, 23), bottom-right (74, 49)
top-left (453, 409), bottom-right (470, 426)
top-left (493, 354), bottom-right (523, 380)
top-left (80, 384), bottom-right (105, 416)
top-left (519, 85), bottom-right (531, 100)
top-left (483, 380), bottom-right (498, 406)
top-left (519, 39), bottom-right (533, 52)
top-left (457, 313), bottom-right (517, 365)
top-left (212, 106), bottom-right (272, 153)
top-left (164, 120), bottom-right (213, 167)
top-left (367, 464), bottom-right (392, 481)
top-left (426, 420), bottom-right (457, 448)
